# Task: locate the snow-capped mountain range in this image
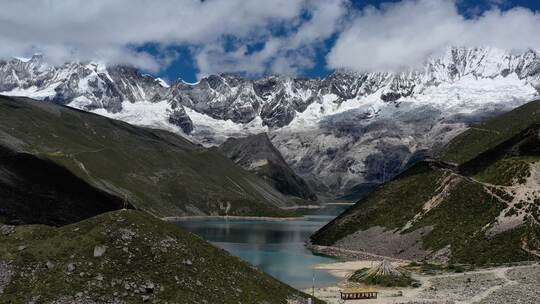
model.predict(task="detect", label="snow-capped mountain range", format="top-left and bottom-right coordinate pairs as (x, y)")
top-left (1, 47), bottom-right (539, 194)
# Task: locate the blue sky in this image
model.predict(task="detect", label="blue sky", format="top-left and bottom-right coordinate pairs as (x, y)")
top-left (1, 0), bottom-right (539, 83)
top-left (151, 0), bottom-right (540, 83)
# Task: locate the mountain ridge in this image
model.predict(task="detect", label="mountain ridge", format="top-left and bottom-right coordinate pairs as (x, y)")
top-left (1, 46), bottom-right (539, 194)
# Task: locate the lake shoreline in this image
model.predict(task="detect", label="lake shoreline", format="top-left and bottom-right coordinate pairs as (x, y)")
top-left (163, 215), bottom-right (305, 222)
top-left (170, 204), bottom-right (352, 289)
top-left (281, 204), bottom-right (323, 210)
top-left (306, 242), bottom-right (411, 263)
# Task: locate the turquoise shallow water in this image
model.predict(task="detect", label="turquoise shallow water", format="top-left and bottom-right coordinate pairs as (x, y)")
top-left (174, 206), bottom-right (349, 289)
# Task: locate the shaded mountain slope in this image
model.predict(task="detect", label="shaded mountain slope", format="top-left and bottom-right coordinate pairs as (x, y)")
top-left (311, 101), bottom-right (540, 265)
top-left (0, 96), bottom-right (295, 220)
top-left (0, 210), bottom-right (317, 303)
top-left (219, 133), bottom-right (317, 202)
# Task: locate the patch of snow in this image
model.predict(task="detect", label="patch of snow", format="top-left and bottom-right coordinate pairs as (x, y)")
top-left (68, 96), bottom-right (93, 109)
top-left (185, 107), bottom-right (268, 146)
top-left (92, 100), bottom-right (180, 133)
top-left (410, 73), bottom-right (537, 113)
top-left (180, 79), bottom-right (200, 86)
top-left (1, 83), bottom-right (61, 99)
top-left (155, 78), bottom-right (170, 88)
top-left (14, 56), bottom-right (31, 62)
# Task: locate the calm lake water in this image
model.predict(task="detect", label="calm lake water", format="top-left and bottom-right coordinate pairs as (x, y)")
top-left (174, 205), bottom-right (349, 289)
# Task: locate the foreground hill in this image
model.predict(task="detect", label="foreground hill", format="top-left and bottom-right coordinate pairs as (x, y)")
top-left (0, 210), bottom-right (315, 303)
top-left (311, 100), bottom-right (540, 265)
top-left (219, 133), bottom-right (317, 202)
top-left (0, 96), bottom-right (296, 225)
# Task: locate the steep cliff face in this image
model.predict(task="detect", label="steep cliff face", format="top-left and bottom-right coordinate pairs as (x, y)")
top-left (1, 47), bottom-right (539, 194)
top-left (219, 133), bottom-right (317, 202)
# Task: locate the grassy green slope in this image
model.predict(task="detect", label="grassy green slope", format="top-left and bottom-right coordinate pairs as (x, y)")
top-left (407, 174), bottom-right (528, 264)
top-left (0, 96), bottom-right (295, 219)
top-left (0, 210), bottom-right (317, 303)
top-left (312, 163), bottom-right (536, 264)
top-left (311, 163), bottom-right (443, 246)
top-left (311, 100), bottom-right (540, 264)
top-left (440, 100), bottom-right (540, 165)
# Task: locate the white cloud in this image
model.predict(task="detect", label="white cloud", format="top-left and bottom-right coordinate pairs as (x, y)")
top-left (193, 0), bottom-right (348, 77)
top-left (2, 0), bottom-right (538, 77)
top-left (0, 0), bottom-right (308, 71)
top-left (488, 0), bottom-right (508, 6)
top-left (0, 0), bottom-right (348, 76)
top-left (327, 0), bottom-right (540, 72)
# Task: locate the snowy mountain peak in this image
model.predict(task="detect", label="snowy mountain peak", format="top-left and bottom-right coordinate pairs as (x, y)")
top-left (0, 46), bottom-right (539, 194)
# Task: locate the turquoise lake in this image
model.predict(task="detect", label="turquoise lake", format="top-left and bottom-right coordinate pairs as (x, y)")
top-left (174, 205), bottom-right (349, 289)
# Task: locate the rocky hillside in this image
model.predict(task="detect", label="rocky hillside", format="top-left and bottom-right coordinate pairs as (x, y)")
top-left (219, 133), bottom-right (317, 202)
top-left (0, 210), bottom-right (316, 303)
top-left (0, 95), bottom-right (298, 221)
top-left (2, 47), bottom-right (539, 195)
top-left (310, 100), bottom-right (540, 265)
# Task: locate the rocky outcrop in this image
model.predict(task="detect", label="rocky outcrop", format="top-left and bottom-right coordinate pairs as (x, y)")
top-left (0, 261), bottom-right (14, 294)
top-left (167, 106), bottom-right (193, 134)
